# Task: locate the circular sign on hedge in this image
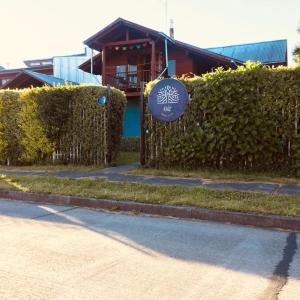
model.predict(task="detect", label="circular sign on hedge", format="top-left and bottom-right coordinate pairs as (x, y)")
top-left (148, 79), bottom-right (189, 122)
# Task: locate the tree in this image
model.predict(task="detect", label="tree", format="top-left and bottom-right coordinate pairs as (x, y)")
top-left (293, 25), bottom-right (300, 63)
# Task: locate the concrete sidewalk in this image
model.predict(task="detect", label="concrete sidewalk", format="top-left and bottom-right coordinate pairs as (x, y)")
top-left (1, 163), bottom-right (300, 195)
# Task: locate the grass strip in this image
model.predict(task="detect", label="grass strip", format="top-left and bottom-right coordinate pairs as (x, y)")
top-left (0, 174), bottom-right (299, 217)
top-left (128, 167), bottom-right (300, 185)
top-left (0, 152), bottom-right (139, 173)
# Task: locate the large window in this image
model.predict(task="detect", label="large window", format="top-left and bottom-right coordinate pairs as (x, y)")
top-left (116, 57), bottom-right (138, 88)
top-left (115, 65), bottom-right (127, 87)
top-left (128, 64), bottom-right (137, 86)
top-left (116, 65), bottom-right (126, 78)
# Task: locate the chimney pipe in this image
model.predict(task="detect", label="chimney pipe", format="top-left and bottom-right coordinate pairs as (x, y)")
top-left (169, 19), bottom-right (174, 39)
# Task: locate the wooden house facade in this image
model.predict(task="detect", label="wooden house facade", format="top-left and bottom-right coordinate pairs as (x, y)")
top-left (80, 18), bottom-right (242, 136)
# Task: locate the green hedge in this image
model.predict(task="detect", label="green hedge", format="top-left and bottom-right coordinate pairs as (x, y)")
top-left (144, 63), bottom-right (300, 173)
top-left (0, 91), bottom-right (22, 165)
top-left (0, 85), bottom-right (126, 165)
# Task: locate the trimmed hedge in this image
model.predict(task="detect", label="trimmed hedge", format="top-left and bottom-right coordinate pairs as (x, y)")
top-left (0, 85), bottom-right (126, 165)
top-left (144, 63), bottom-right (300, 174)
top-left (0, 91), bottom-right (22, 165)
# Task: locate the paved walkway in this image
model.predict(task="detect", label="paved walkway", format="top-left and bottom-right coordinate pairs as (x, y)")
top-left (1, 163), bottom-right (300, 195)
top-left (0, 199), bottom-right (299, 299)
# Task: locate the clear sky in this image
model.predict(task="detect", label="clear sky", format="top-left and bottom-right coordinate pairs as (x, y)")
top-left (1, 0), bottom-right (299, 68)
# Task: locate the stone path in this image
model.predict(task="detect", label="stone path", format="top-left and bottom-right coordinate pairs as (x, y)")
top-left (1, 163), bottom-right (300, 195)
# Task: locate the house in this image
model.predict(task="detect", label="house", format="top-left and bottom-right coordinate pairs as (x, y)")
top-left (52, 49), bottom-right (100, 85)
top-left (0, 62), bottom-right (53, 88)
top-left (1, 70), bottom-right (76, 89)
top-left (0, 49), bottom-right (100, 89)
top-left (79, 18), bottom-right (287, 137)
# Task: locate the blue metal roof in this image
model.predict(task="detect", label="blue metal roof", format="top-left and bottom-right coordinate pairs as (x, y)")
top-left (24, 70), bottom-right (77, 86)
top-left (206, 39), bottom-right (287, 64)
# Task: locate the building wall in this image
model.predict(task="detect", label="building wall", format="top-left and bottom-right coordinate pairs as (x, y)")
top-left (168, 47), bottom-right (193, 75)
top-left (53, 50), bottom-right (101, 84)
top-left (117, 46), bottom-right (194, 137)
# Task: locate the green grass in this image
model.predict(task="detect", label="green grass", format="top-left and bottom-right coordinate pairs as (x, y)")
top-left (0, 152), bottom-right (139, 173)
top-left (115, 152), bottom-right (139, 166)
top-left (128, 167), bottom-right (300, 185)
top-left (0, 164), bottom-right (103, 173)
top-left (0, 174), bottom-right (299, 217)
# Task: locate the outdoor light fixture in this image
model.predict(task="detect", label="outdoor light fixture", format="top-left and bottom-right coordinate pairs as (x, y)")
top-left (115, 46), bottom-right (120, 51)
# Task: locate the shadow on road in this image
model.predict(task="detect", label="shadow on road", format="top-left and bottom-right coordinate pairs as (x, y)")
top-left (0, 198), bottom-right (298, 282)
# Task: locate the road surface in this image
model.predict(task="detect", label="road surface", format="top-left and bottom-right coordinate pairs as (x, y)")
top-left (0, 199), bottom-right (299, 299)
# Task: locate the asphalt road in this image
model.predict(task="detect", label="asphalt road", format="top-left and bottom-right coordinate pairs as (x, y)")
top-left (0, 199), bottom-right (299, 300)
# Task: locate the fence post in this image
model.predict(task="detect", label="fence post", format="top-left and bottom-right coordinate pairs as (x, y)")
top-left (106, 85), bottom-right (112, 166)
top-left (140, 81), bottom-right (146, 166)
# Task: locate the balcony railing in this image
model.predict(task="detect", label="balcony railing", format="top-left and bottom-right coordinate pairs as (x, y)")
top-left (104, 64), bottom-right (161, 91)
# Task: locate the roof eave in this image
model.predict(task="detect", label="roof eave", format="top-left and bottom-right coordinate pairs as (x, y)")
top-left (84, 18), bottom-right (163, 50)
top-left (1, 71), bottom-right (47, 89)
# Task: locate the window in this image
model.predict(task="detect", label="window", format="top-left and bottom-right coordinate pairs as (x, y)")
top-left (168, 60), bottom-right (176, 77)
top-left (29, 62), bottom-right (41, 66)
top-left (1, 78), bottom-right (10, 86)
top-left (116, 65), bottom-right (126, 78)
top-left (42, 61), bottom-right (53, 66)
top-left (115, 65), bottom-right (126, 87)
top-left (128, 65), bottom-right (137, 86)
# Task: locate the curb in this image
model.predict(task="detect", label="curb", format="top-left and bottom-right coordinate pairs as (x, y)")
top-left (0, 189), bottom-right (299, 231)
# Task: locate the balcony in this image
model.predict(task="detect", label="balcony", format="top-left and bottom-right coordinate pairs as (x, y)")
top-left (104, 64), bottom-right (160, 93)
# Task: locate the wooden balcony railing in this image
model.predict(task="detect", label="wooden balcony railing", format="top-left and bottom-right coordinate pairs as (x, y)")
top-left (104, 64), bottom-right (161, 91)
top-left (105, 70), bottom-right (150, 91)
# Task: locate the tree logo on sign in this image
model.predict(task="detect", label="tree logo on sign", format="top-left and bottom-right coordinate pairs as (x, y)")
top-left (157, 85), bottom-right (180, 104)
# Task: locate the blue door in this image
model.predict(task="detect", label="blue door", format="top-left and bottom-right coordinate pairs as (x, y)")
top-left (122, 98), bottom-right (141, 137)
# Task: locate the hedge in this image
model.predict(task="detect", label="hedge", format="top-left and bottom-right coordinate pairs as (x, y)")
top-left (0, 85), bottom-right (126, 165)
top-left (144, 62), bottom-right (300, 174)
top-left (0, 91), bottom-right (22, 165)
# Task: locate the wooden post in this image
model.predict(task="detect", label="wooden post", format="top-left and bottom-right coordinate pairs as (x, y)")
top-left (140, 82), bottom-right (146, 166)
top-left (106, 85), bottom-right (112, 165)
top-left (151, 41), bottom-right (156, 80)
top-left (102, 46), bottom-right (106, 85)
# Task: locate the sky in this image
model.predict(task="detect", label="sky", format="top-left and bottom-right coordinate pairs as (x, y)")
top-left (0, 0), bottom-right (299, 68)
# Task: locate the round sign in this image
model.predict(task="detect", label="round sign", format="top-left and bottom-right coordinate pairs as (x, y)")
top-left (148, 79), bottom-right (189, 122)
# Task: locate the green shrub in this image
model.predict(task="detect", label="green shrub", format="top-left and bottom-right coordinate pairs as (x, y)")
top-left (0, 90), bottom-right (22, 165)
top-left (0, 85), bottom-right (126, 165)
top-left (144, 62), bottom-right (300, 174)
